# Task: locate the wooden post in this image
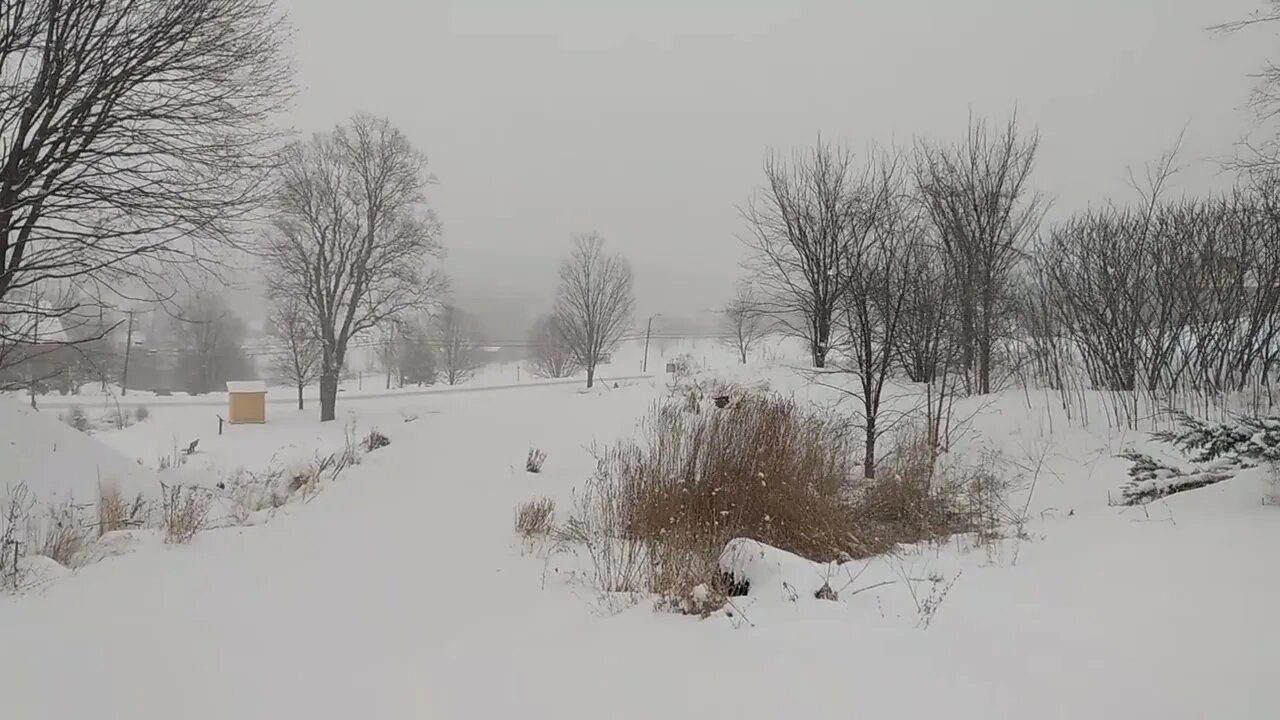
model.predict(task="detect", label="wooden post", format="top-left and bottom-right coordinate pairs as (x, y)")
top-left (120, 310), bottom-right (135, 396)
top-left (642, 316), bottom-right (653, 373)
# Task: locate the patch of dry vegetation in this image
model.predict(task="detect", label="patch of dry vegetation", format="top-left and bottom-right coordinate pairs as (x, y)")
top-left (564, 390), bottom-right (1016, 615)
top-left (515, 497), bottom-right (556, 537)
top-left (161, 483), bottom-right (210, 544)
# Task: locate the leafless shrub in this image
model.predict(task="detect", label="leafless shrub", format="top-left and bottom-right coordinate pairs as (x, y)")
top-left (34, 501), bottom-right (91, 568)
top-left (221, 467), bottom-right (288, 524)
top-left (722, 281), bottom-right (770, 364)
top-left (565, 392), bottom-right (860, 613)
top-left (433, 305), bottom-right (485, 386)
top-left (134, 405), bottom-right (150, 423)
top-left (61, 406), bottom-right (91, 433)
top-left (515, 497), bottom-right (556, 537)
top-left (897, 565), bottom-right (962, 629)
top-left (161, 484), bottom-right (211, 544)
top-left (363, 429), bottom-right (391, 452)
top-left (0, 484), bottom-right (33, 588)
top-left (525, 448), bottom-right (548, 474)
top-left (852, 432), bottom-right (1016, 554)
top-left (286, 448), bottom-right (358, 497)
top-left (527, 315), bottom-right (581, 379)
top-left (96, 485), bottom-right (145, 536)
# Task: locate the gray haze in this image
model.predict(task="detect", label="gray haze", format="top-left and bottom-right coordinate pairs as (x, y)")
top-left (278, 0), bottom-right (1274, 341)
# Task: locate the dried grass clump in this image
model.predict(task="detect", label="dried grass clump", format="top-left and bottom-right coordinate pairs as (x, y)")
top-left (161, 483), bottom-right (210, 544)
top-left (526, 448), bottom-right (547, 473)
top-left (515, 497), bottom-right (556, 537)
top-left (96, 484), bottom-right (146, 536)
top-left (852, 432), bottom-right (1016, 553)
top-left (35, 501), bottom-right (90, 567)
top-left (567, 392), bottom-right (861, 612)
top-left (363, 429), bottom-right (390, 452)
top-left (563, 390), bottom-right (1018, 615)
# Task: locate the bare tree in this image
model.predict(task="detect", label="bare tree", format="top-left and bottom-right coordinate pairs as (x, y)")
top-left (743, 138), bottom-right (861, 368)
top-left (721, 281), bottom-right (769, 364)
top-left (527, 314), bottom-right (580, 379)
top-left (0, 0), bottom-right (292, 368)
top-left (830, 151), bottom-right (919, 479)
top-left (269, 297), bottom-right (320, 410)
top-left (554, 234), bottom-right (634, 388)
top-left (169, 291), bottom-right (252, 395)
top-left (264, 115), bottom-right (444, 421)
top-left (433, 305), bottom-right (483, 386)
top-left (375, 322), bottom-right (401, 390)
top-left (397, 336), bottom-right (436, 387)
top-left (915, 115), bottom-right (1043, 394)
top-left (1215, 4), bottom-right (1280, 170)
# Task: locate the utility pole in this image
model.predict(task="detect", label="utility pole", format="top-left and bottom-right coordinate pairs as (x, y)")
top-left (120, 310), bottom-right (135, 396)
top-left (642, 315), bottom-right (654, 373)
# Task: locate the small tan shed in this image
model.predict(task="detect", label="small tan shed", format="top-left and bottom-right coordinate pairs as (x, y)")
top-left (226, 381), bottom-right (267, 424)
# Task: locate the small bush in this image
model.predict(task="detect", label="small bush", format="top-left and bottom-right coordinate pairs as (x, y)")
top-left (526, 448), bottom-right (547, 473)
top-left (853, 432), bottom-right (1018, 553)
top-left (561, 389), bottom-right (1013, 614)
top-left (363, 429), bottom-right (391, 452)
top-left (96, 484), bottom-right (139, 536)
top-left (515, 497), bottom-right (555, 537)
top-left (161, 483), bottom-right (210, 544)
top-left (61, 406), bottom-right (91, 433)
top-left (134, 405), bottom-right (150, 422)
top-left (566, 391), bottom-right (861, 612)
top-left (104, 408), bottom-right (132, 430)
top-left (36, 501), bottom-right (90, 568)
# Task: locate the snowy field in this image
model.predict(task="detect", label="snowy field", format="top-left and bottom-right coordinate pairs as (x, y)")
top-left (1, 341), bottom-right (1277, 719)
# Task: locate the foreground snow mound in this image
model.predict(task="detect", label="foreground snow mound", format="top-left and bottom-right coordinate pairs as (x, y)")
top-left (719, 538), bottom-right (839, 603)
top-left (0, 397), bottom-right (156, 502)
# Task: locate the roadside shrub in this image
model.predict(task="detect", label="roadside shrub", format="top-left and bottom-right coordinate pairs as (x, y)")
top-left (526, 448), bottom-right (547, 473)
top-left (134, 405), bottom-right (150, 422)
top-left (161, 483), bottom-right (210, 544)
top-left (61, 406), bottom-right (90, 433)
top-left (515, 497), bottom-right (556, 537)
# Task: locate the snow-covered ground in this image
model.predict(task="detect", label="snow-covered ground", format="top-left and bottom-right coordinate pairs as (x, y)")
top-left (1, 345), bottom-right (1276, 719)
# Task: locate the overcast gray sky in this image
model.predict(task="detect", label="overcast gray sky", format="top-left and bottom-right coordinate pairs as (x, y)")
top-left (277, 0), bottom-right (1275, 340)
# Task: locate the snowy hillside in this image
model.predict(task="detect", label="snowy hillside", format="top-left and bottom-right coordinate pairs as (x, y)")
top-left (0, 397), bottom-right (156, 503)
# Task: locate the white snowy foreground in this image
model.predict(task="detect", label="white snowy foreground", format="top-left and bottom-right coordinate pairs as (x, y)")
top-left (1, 369), bottom-right (1277, 719)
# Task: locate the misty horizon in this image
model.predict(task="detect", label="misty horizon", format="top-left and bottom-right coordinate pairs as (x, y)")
top-left (269, 0), bottom-right (1274, 342)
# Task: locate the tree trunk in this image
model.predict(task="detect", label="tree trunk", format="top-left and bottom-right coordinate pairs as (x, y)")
top-left (319, 371), bottom-right (338, 422)
top-left (586, 362), bottom-right (595, 389)
top-left (297, 383), bottom-right (304, 411)
top-left (863, 415), bottom-right (877, 480)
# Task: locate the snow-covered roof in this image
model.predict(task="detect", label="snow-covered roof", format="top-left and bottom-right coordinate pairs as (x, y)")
top-left (226, 380), bottom-right (267, 394)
